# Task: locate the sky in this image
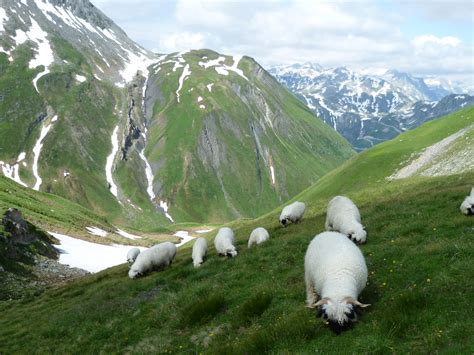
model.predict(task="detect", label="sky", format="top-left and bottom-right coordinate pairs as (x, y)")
top-left (92, 0), bottom-right (474, 86)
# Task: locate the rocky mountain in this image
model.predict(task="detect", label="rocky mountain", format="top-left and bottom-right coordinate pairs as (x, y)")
top-left (0, 0), bottom-right (353, 225)
top-left (269, 63), bottom-right (474, 151)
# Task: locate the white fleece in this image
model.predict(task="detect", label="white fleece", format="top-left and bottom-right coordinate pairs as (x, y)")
top-left (460, 187), bottom-right (474, 215)
top-left (325, 196), bottom-right (367, 244)
top-left (129, 242), bottom-right (176, 279)
top-left (126, 247), bottom-right (141, 264)
top-left (279, 201), bottom-right (306, 226)
top-left (305, 232), bottom-right (368, 325)
top-left (192, 237), bottom-right (208, 268)
top-left (214, 227), bottom-right (237, 257)
top-left (248, 227), bottom-right (270, 248)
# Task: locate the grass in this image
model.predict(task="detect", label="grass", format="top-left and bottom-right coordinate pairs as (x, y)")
top-left (0, 173), bottom-right (472, 353)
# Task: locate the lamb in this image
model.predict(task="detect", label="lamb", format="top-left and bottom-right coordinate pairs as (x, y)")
top-left (126, 247), bottom-right (141, 265)
top-left (128, 242), bottom-right (176, 279)
top-left (214, 227), bottom-right (237, 257)
top-left (279, 201), bottom-right (306, 227)
top-left (460, 187), bottom-right (474, 215)
top-left (325, 196), bottom-right (367, 244)
top-left (304, 231), bottom-right (370, 334)
top-left (248, 227), bottom-right (270, 248)
top-left (192, 237), bottom-right (208, 268)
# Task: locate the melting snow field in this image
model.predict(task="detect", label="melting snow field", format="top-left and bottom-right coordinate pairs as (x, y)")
top-left (174, 231), bottom-right (195, 247)
top-left (116, 228), bottom-right (142, 240)
top-left (86, 226), bottom-right (108, 237)
top-left (105, 125), bottom-right (120, 198)
top-left (0, 152), bottom-right (28, 187)
top-left (50, 232), bottom-right (146, 273)
top-left (32, 117), bottom-right (56, 191)
top-left (176, 64), bottom-right (191, 103)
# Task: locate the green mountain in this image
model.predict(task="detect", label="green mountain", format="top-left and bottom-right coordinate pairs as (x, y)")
top-left (0, 1), bottom-right (353, 226)
top-left (1, 106), bottom-right (472, 353)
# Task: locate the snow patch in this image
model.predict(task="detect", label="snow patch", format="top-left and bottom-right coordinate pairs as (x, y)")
top-left (174, 231), bottom-right (195, 248)
top-left (138, 146), bottom-right (156, 201)
top-left (0, 152), bottom-right (28, 187)
top-left (32, 117), bottom-right (56, 190)
top-left (199, 104), bottom-right (206, 109)
top-left (86, 226), bottom-right (108, 237)
top-left (0, 7), bottom-right (8, 32)
top-left (50, 232), bottom-right (146, 273)
top-left (206, 83), bottom-right (214, 92)
top-left (105, 125), bottom-right (120, 198)
top-left (75, 74), bottom-right (86, 83)
top-left (116, 228), bottom-right (142, 240)
top-left (159, 200), bottom-right (174, 223)
top-left (176, 64), bottom-right (191, 103)
top-left (270, 165), bottom-right (276, 185)
top-left (196, 229), bottom-right (212, 234)
top-left (199, 55), bottom-right (248, 80)
top-left (197, 96), bottom-right (203, 102)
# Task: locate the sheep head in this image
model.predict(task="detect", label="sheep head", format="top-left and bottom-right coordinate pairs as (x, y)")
top-left (348, 226), bottom-right (367, 244)
top-left (314, 297), bottom-right (369, 334)
top-left (280, 217), bottom-right (288, 227)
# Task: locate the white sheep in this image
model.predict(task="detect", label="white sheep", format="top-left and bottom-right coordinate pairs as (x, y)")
top-left (126, 248), bottom-right (141, 265)
top-left (279, 201), bottom-right (306, 227)
top-left (460, 187), bottom-right (474, 215)
top-left (305, 231), bottom-right (370, 334)
top-left (325, 196), bottom-right (367, 244)
top-left (192, 237), bottom-right (208, 268)
top-left (214, 227), bottom-right (237, 257)
top-left (248, 227), bottom-right (270, 248)
top-left (128, 242), bottom-right (176, 279)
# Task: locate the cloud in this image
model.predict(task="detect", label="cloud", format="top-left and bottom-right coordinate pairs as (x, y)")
top-left (157, 32), bottom-right (206, 53)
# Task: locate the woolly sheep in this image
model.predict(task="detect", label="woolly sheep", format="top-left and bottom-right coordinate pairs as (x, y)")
top-left (192, 237), bottom-right (208, 268)
top-left (248, 227), bottom-right (270, 248)
top-left (460, 187), bottom-right (474, 215)
top-left (279, 201), bottom-right (306, 227)
top-left (126, 248), bottom-right (141, 265)
top-left (214, 227), bottom-right (237, 257)
top-left (128, 242), bottom-right (176, 279)
top-left (325, 196), bottom-right (367, 244)
top-left (305, 231), bottom-right (370, 334)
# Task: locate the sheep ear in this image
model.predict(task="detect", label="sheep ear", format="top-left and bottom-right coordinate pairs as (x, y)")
top-left (344, 297), bottom-right (371, 308)
top-left (315, 298), bottom-right (330, 306)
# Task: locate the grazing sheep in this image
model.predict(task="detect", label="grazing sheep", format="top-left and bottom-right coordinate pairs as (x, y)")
top-left (214, 227), bottom-right (237, 257)
top-left (325, 196), bottom-right (367, 244)
top-left (128, 242), bottom-right (176, 279)
top-left (279, 201), bottom-right (306, 227)
top-left (248, 227), bottom-right (270, 248)
top-left (126, 248), bottom-right (141, 265)
top-left (192, 237), bottom-right (208, 268)
top-left (305, 231), bottom-right (369, 334)
top-left (460, 187), bottom-right (474, 215)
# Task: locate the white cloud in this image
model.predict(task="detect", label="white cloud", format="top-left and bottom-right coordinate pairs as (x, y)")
top-left (412, 35), bottom-right (461, 47)
top-left (158, 32), bottom-right (206, 53)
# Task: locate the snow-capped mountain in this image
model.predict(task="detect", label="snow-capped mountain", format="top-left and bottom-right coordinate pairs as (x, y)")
top-left (269, 63), bottom-right (474, 150)
top-left (0, 1), bottom-right (353, 224)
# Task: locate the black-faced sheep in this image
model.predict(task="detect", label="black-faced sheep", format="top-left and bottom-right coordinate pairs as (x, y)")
top-left (325, 196), bottom-right (367, 244)
top-left (279, 201), bottom-right (306, 227)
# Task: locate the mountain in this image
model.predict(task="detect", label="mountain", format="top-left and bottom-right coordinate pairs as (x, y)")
top-left (1, 107), bottom-right (472, 353)
top-left (269, 63), bottom-right (474, 151)
top-left (0, 1), bottom-right (353, 225)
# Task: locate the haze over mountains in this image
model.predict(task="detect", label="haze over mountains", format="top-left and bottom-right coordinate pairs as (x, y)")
top-left (269, 63), bottom-right (474, 150)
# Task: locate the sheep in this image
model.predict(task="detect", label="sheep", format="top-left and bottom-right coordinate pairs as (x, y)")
top-left (126, 247), bottom-right (141, 265)
top-left (248, 227), bottom-right (270, 248)
top-left (192, 237), bottom-right (208, 268)
top-left (460, 187), bottom-right (474, 215)
top-left (128, 242), bottom-right (176, 279)
top-left (214, 227), bottom-right (237, 257)
top-left (279, 201), bottom-right (306, 227)
top-left (325, 196), bottom-right (367, 244)
top-left (305, 231), bottom-right (370, 334)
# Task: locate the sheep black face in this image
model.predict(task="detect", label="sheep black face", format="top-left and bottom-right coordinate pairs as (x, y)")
top-left (315, 297), bottom-right (370, 334)
top-left (280, 218), bottom-right (288, 227)
top-left (468, 206), bottom-right (474, 215)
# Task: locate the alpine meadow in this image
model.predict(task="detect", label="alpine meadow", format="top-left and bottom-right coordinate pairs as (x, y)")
top-left (0, 0), bottom-right (473, 354)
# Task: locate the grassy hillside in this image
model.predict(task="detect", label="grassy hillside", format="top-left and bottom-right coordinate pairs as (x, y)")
top-left (1, 108), bottom-right (472, 353)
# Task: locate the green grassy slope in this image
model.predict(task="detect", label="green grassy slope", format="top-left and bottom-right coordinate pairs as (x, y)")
top-left (146, 49), bottom-right (354, 223)
top-left (1, 109), bottom-right (472, 353)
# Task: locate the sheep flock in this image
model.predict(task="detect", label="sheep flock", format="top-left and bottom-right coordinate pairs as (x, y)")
top-left (124, 187), bottom-right (472, 334)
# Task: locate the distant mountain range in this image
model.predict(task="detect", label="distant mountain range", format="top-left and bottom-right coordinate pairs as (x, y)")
top-left (269, 63), bottom-right (474, 150)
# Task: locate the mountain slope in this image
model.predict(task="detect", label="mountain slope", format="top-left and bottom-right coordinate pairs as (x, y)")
top-left (0, 108), bottom-right (472, 353)
top-left (142, 49), bottom-right (354, 222)
top-left (0, 1), bottom-right (353, 226)
top-left (269, 63), bottom-right (474, 151)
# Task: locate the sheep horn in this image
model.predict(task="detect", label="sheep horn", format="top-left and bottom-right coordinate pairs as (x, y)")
top-left (314, 298), bottom-right (330, 306)
top-left (344, 297), bottom-right (371, 308)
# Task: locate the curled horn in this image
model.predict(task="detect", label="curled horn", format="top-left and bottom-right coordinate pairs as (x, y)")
top-left (314, 297), bottom-right (331, 307)
top-left (344, 297), bottom-right (371, 308)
